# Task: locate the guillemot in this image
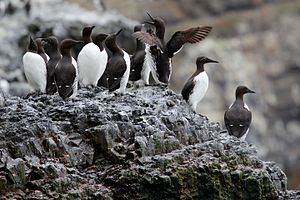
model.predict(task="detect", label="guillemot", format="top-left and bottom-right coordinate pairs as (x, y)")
top-left (77, 26), bottom-right (108, 86)
top-left (224, 86), bottom-right (255, 141)
top-left (133, 12), bottom-right (212, 85)
top-left (22, 36), bottom-right (47, 93)
top-left (181, 56), bottom-right (218, 111)
top-left (55, 39), bottom-right (82, 99)
top-left (99, 29), bottom-right (131, 93)
top-left (42, 36), bottom-right (61, 94)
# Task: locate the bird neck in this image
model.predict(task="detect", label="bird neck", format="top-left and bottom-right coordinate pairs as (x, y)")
top-left (83, 35), bottom-right (92, 45)
top-left (61, 49), bottom-right (72, 58)
top-left (155, 25), bottom-right (165, 41)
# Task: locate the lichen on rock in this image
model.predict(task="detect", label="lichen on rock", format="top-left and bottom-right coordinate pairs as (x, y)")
top-left (0, 86), bottom-right (298, 199)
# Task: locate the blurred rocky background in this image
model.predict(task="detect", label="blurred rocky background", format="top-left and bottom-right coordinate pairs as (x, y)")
top-left (0, 0), bottom-right (299, 189)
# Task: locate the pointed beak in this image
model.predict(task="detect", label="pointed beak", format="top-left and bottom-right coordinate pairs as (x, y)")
top-left (248, 89), bottom-right (255, 94)
top-left (115, 29), bottom-right (122, 36)
top-left (91, 25), bottom-right (96, 30)
top-left (75, 40), bottom-right (84, 44)
top-left (146, 11), bottom-right (155, 21)
top-left (207, 58), bottom-right (218, 63)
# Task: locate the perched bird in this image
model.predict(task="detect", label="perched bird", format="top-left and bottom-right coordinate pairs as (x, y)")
top-left (181, 56), bottom-right (218, 111)
top-left (133, 12), bottom-right (212, 85)
top-left (224, 86), bottom-right (255, 141)
top-left (99, 29), bottom-right (130, 93)
top-left (78, 26), bottom-right (108, 86)
top-left (22, 36), bottom-right (47, 93)
top-left (35, 38), bottom-right (49, 63)
top-left (42, 36), bottom-right (62, 94)
top-left (55, 39), bottom-right (82, 100)
top-left (129, 25), bottom-right (149, 85)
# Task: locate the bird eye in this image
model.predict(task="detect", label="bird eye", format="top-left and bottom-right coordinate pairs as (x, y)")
top-left (239, 125), bottom-right (245, 127)
top-left (65, 85), bottom-right (70, 88)
top-left (229, 124), bottom-right (234, 127)
top-left (52, 82), bottom-right (55, 85)
top-left (58, 85), bottom-right (62, 88)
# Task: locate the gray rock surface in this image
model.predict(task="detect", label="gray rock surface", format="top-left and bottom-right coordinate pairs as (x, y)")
top-left (0, 86), bottom-right (298, 199)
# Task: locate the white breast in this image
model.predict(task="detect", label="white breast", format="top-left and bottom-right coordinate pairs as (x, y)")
top-left (23, 52), bottom-right (47, 93)
top-left (143, 45), bottom-right (155, 84)
top-left (78, 43), bottom-right (106, 86)
top-left (70, 58), bottom-right (78, 98)
top-left (188, 71), bottom-right (209, 111)
top-left (118, 50), bottom-right (131, 93)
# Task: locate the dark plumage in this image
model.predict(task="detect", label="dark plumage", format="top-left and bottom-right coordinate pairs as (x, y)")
top-left (129, 25), bottom-right (146, 82)
top-left (132, 12), bottom-right (212, 85)
top-left (224, 86), bottom-right (255, 141)
top-left (55, 39), bottom-right (82, 100)
top-left (42, 36), bottom-right (62, 94)
top-left (35, 38), bottom-right (48, 63)
top-left (98, 29), bottom-right (130, 93)
top-left (181, 56), bottom-right (218, 111)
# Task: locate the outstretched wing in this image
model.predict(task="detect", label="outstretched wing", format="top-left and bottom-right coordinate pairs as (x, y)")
top-left (166, 26), bottom-right (212, 58)
top-left (132, 31), bottom-right (163, 50)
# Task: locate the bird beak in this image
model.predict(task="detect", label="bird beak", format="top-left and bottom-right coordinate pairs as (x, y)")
top-left (207, 58), bottom-right (219, 63)
top-left (248, 89), bottom-right (255, 94)
top-left (115, 29), bottom-right (122, 36)
top-left (91, 25), bottom-right (96, 30)
top-left (146, 11), bottom-right (155, 21)
top-left (76, 40), bottom-right (84, 44)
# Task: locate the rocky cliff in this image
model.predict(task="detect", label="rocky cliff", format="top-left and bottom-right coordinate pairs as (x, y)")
top-left (0, 86), bottom-right (298, 199)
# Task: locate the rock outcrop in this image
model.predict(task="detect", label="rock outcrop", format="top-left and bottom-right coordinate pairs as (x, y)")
top-left (0, 86), bottom-right (298, 199)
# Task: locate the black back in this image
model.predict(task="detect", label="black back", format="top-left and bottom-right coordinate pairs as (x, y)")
top-left (35, 38), bottom-right (48, 63)
top-left (224, 99), bottom-right (252, 138)
top-left (55, 57), bottom-right (76, 99)
top-left (55, 39), bottom-right (81, 99)
top-left (43, 36), bottom-right (62, 95)
top-left (224, 86), bottom-right (255, 138)
top-left (98, 29), bottom-right (126, 92)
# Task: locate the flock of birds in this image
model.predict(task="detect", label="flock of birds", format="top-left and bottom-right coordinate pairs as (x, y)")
top-left (22, 12), bottom-right (255, 141)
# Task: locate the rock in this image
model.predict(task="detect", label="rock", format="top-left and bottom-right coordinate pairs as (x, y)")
top-left (0, 86), bottom-right (298, 199)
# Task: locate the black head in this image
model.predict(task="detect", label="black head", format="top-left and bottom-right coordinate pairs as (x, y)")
top-left (196, 56), bottom-right (218, 71)
top-left (42, 36), bottom-right (59, 48)
top-left (60, 39), bottom-right (83, 55)
top-left (145, 12), bottom-right (165, 39)
top-left (105, 29), bottom-right (122, 50)
top-left (94, 33), bottom-right (108, 44)
top-left (82, 26), bottom-right (95, 37)
top-left (235, 86), bottom-right (255, 99)
top-left (28, 36), bottom-right (37, 52)
top-left (35, 38), bottom-right (45, 50)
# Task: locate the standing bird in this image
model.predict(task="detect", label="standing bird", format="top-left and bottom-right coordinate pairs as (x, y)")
top-left (224, 86), bottom-right (255, 141)
top-left (55, 39), bottom-right (82, 100)
top-left (78, 26), bottom-right (108, 86)
top-left (133, 12), bottom-right (212, 85)
top-left (22, 36), bottom-right (47, 93)
top-left (42, 36), bottom-right (61, 94)
top-left (129, 25), bottom-right (149, 85)
top-left (181, 56), bottom-right (218, 111)
top-left (99, 29), bottom-right (130, 93)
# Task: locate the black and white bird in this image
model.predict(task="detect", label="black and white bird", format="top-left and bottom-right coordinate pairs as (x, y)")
top-left (133, 12), bottom-right (212, 85)
top-left (181, 56), bottom-right (218, 111)
top-left (77, 26), bottom-right (108, 86)
top-left (224, 86), bottom-right (255, 141)
top-left (55, 39), bottom-right (82, 99)
top-left (22, 36), bottom-right (47, 93)
top-left (98, 29), bottom-right (130, 93)
top-left (129, 24), bottom-right (149, 85)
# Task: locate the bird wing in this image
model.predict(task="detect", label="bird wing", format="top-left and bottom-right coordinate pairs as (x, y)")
top-left (108, 59), bottom-right (126, 92)
top-left (166, 26), bottom-right (212, 58)
top-left (132, 31), bottom-right (163, 50)
top-left (224, 107), bottom-right (252, 138)
top-left (181, 78), bottom-right (195, 102)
